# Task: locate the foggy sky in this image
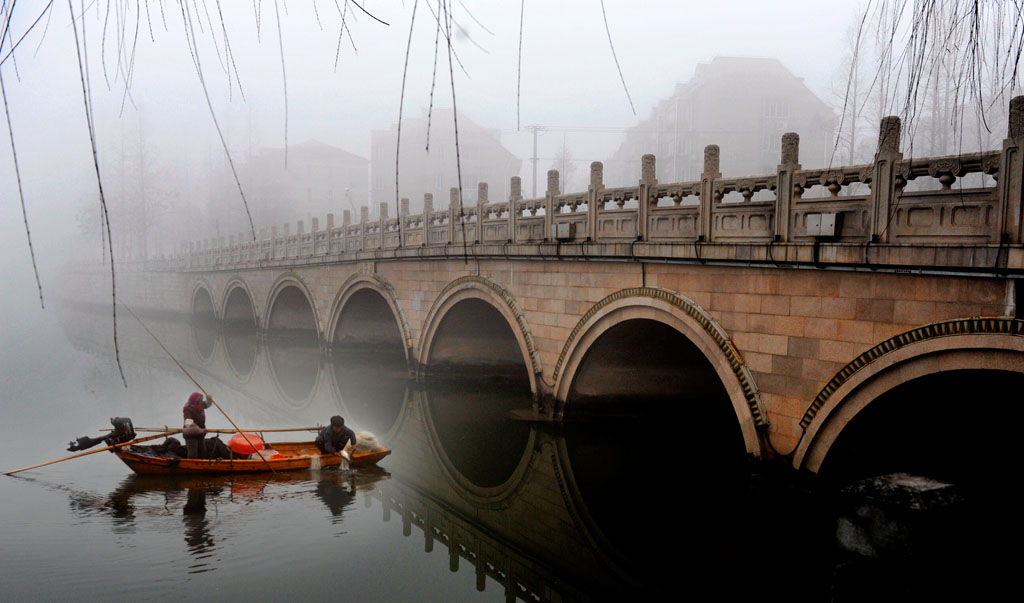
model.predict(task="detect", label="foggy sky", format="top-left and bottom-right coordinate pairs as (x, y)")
top-left (1, 0), bottom-right (866, 304)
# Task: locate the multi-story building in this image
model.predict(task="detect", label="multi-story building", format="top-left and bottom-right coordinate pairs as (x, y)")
top-left (606, 57), bottom-right (836, 186)
top-left (370, 109), bottom-right (522, 211)
top-left (210, 139), bottom-right (368, 236)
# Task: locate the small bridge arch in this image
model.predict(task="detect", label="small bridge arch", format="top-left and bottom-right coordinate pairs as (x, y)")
top-left (262, 273), bottom-right (323, 338)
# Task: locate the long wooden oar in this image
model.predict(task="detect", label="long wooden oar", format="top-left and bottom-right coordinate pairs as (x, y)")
top-left (118, 300), bottom-right (275, 474)
top-left (110, 426), bottom-right (321, 434)
top-left (4, 431), bottom-right (178, 476)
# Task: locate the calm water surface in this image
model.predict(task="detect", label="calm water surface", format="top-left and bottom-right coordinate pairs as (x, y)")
top-left (3, 303), bottom-right (1001, 601)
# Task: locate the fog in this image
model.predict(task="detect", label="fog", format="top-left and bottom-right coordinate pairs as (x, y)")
top-left (0, 1), bottom-right (1017, 403)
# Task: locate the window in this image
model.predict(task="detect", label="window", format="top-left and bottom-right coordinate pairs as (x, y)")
top-left (763, 100), bottom-right (789, 118)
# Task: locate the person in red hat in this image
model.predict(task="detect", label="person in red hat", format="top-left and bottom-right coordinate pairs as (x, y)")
top-left (182, 392), bottom-right (213, 458)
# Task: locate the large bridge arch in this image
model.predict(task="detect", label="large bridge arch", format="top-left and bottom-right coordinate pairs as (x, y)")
top-left (552, 287), bottom-right (766, 457)
top-left (325, 273), bottom-right (413, 363)
top-left (794, 318), bottom-right (1024, 473)
top-left (417, 275), bottom-right (542, 395)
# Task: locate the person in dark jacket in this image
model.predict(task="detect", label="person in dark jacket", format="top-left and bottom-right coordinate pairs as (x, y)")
top-left (183, 392), bottom-right (213, 458)
top-left (315, 415), bottom-right (357, 457)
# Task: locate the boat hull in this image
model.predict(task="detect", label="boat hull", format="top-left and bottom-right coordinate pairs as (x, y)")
top-left (114, 441), bottom-right (390, 475)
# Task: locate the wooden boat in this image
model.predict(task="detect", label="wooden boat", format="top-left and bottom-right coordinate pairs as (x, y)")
top-left (114, 440), bottom-right (390, 475)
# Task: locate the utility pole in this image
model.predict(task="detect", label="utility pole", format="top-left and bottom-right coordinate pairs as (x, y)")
top-left (523, 125), bottom-right (546, 197)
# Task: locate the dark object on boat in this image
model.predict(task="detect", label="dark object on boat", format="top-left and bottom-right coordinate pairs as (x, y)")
top-left (114, 440), bottom-right (391, 474)
top-left (67, 417), bottom-right (137, 452)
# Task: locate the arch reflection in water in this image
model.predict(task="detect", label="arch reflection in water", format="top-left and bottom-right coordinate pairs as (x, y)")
top-left (266, 286), bottom-right (320, 403)
top-left (191, 287), bottom-right (217, 361)
top-left (423, 297), bottom-right (534, 489)
top-left (420, 383), bottom-right (533, 490)
top-left (223, 287), bottom-right (258, 376)
top-left (331, 288), bottom-right (408, 434)
top-left (562, 318), bottom-right (749, 581)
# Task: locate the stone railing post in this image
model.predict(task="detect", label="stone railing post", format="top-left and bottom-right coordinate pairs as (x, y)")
top-left (476, 182), bottom-right (488, 243)
top-left (544, 170), bottom-right (558, 242)
top-left (999, 96), bottom-right (1024, 243)
top-left (638, 154), bottom-right (656, 241)
top-left (699, 145), bottom-right (721, 241)
top-left (360, 206), bottom-right (368, 251)
top-left (342, 210), bottom-right (351, 252)
top-left (311, 218), bottom-right (319, 256)
top-left (869, 116), bottom-right (903, 242)
top-left (508, 176), bottom-right (521, 243)
top-left (270, 227), bottom-right (277, 260)
top-left (423, 193), bottom-right (433, 245)
top-left (326, 213), bottom-right (334, 254)
top-left (379, 202), bottom-right (389, 250)
top-left (588, 162), bottom-right (603, 241)
top-left (776, 133), bottom-right (800, 242)
top-left (400, 198), bottom-right (409, 247)
top-left (449, 187), bottom-right (459, 245)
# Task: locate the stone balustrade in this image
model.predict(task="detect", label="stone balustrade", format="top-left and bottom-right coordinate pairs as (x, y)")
top-left (147, 98), bottom-right (1024, 273)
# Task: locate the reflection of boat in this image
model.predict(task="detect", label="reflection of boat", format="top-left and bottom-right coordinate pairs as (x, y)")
top-left (114, 441), bottom-right (391, 474)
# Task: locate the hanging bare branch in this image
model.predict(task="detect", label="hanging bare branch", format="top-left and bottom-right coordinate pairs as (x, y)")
top-left (599, 0), bottom-right (635, 116)
top-left (68, 0), bottom-right (127, 387)
top-left (395, 0), bottom-right (418, 222)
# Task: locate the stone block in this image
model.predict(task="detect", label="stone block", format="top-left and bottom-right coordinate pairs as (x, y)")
top-left (760, 294), bottom-right (791, 316)
top-left (855, 299), bottom-right (895, 323)
top-left (790, 295), bottom-right (823, 317)
top-left (804, 317), bottom-right (839, 339)
top-left (787, 336), bottom-right (820, 359)
top-left (771, 355), bottom-right (804, 378)
top-left (836, 319), bottom-right (875, 344)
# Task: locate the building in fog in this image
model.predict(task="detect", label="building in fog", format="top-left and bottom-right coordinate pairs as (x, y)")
top-left (605, 57), bottom-right (836, 186)
top-left (370, 109), bottom-right (522, 210)
top-left (211, 139), bottom-right (368, 235)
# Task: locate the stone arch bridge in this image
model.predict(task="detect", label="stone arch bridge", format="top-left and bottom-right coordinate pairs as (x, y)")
top-left (88, 102), bottom-right (1024, 471)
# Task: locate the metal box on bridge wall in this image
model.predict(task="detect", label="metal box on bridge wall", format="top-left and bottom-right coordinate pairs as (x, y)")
top-left (552, 223), bottom-right (576, 241)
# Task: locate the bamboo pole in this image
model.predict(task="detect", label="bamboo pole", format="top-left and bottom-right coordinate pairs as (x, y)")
top-left (118, 300), bottom-right (276, 473)
top-left (107, 426), bottom-right (322, 434)
top-left (4, 431), bottom-right (178, 476)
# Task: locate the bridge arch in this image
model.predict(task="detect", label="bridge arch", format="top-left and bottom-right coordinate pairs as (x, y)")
top-left (263, 274), bottom-right (323, 405)
top-left (552, 287), bottom-right (766, 457)
top-left (220, 278), bottom-right (260, 326)
top-left (794, 318), bottom-right (1024, 473)
top-left (190, 280), bottom-right (218, 362)
top-left (190, 279), bottom-right (218, 318)
top-left (262, 273), bottom-right (322, 337)
top-left (417, 275), bottom-right (541, 394)
top-left (221, 278), bottom-right (260, 379)
top-left (326, 273), bottom-right (413, 363)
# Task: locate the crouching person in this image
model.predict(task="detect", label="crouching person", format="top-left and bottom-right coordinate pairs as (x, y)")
top-left (315, 415), bottom-right (356, 459)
